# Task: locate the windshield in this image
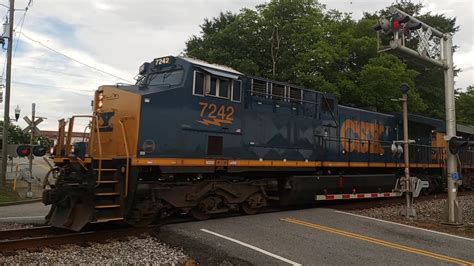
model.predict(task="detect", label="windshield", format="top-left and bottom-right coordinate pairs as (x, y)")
top-left (148, 69), bottom-right (184, 86)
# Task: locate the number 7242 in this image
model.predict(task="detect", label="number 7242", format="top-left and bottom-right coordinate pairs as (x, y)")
top-left (198, 102), bottom-right (234, 125)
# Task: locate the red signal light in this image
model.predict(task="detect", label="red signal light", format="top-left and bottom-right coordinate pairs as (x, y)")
top-left (16, 145), bottom-right (31, 157)
top-left (392, 19), bottom-right (400, 30)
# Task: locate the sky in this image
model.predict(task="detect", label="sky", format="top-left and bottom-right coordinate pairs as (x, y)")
top-left (0, 0), bottom-right (473, 131)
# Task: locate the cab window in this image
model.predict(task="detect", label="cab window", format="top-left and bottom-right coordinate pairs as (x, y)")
top-left (193, 71), bottom-right (205, 96)
top-left (193, 70), bottom-right (240, 101)
top-left (232, 80), bottom-right (241, 102)
top-left (148, 69), bottom-right (184, 86)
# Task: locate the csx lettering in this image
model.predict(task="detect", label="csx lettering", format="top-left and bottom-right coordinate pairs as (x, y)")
top-left (340, 119), bottom-right (385, 154)
top-left (198, 102), bottom-right (234, 126)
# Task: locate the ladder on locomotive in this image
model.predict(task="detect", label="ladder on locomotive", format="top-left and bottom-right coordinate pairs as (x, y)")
top-left (93, 158), bottom-right (125, 223)
top-left (59, 115), bottom-right (127, 223)
top-left (91, 116), bottom-right (127, 223)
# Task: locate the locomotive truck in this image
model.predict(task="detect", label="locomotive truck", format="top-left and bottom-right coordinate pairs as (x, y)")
top-left (43, 56), bottom-right (474, 231)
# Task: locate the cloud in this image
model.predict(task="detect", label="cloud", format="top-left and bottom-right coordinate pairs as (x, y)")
top-left (0, 0), bottom-right (472, 132)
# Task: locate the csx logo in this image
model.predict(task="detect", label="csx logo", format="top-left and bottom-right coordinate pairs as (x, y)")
top-left (340, 119), bottom-right (385, 154)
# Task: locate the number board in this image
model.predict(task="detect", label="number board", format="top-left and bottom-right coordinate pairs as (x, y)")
top-left (154, 56), bottom-right (175, 66)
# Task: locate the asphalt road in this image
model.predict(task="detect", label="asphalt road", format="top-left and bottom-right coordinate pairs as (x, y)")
top-left (159, 208), bottom-right (474, 265)
top-left (1, 201), bottom-right (473, 265)
top-left (0, 202), bottom-right (49, 225)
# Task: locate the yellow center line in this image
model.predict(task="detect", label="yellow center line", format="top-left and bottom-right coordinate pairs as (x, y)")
top-left (281, 217), bottom-right (473, 266)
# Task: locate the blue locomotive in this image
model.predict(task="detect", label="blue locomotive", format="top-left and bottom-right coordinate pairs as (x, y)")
top-left (43, 56), bottom-right (474, 230)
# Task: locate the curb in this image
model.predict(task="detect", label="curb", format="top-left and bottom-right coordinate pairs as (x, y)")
top-left (0, 199), bottom-right (42, 207)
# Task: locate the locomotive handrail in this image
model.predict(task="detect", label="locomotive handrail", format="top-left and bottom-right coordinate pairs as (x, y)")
top-left (56, 119), bottom-right (66, 156)
top-left (64, 115), bottom-right (95, 155)
top-left (118, 118), bottom-right (131, 197)
top-left (93, 114), bottom-right (103, 184)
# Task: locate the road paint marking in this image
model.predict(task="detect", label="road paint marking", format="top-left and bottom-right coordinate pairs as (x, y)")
top-left (200, 228), bottom-right (301, 266)
top-left (0, 216), bottom-right (44, 220)
top-left (333, 210), bottom-right (473, 242)
top-left (281, 217), bottom-right (473, 265)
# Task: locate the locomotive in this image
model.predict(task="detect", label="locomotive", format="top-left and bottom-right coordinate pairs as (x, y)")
top-left (43, 56), bottom-right (474, 231)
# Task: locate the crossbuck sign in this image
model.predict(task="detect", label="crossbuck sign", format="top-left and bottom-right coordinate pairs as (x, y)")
top-left (416, 27), bottom-right (432, 58)
top-left (23, 116), bottom-right (43, 135)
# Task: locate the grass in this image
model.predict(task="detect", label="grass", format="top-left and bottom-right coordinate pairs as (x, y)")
top-left (0, 185), bottom-right (21, 203)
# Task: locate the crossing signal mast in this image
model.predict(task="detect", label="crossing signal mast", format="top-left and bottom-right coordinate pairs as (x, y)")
top-left (374, 7), bottom-right (462, 225)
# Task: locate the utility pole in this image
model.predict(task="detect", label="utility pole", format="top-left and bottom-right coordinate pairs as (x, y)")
top-left (0, 0), bottom-right (14, 189)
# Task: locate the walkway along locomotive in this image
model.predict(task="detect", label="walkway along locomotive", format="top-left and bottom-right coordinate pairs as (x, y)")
top-left (43, 56), bottom-right (474, 231)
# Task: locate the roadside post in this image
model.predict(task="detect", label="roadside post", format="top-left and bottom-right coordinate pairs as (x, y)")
top-left (22, 103), bottom-right (44, 198)
top-left (373, 7), bottom-right (462, 225)
top-left (400, 84), bottom-right (416, 217)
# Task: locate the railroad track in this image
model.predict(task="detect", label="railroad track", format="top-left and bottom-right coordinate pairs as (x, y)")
top-left (0, 225), bottom-right (158, 255)
top-left (1, 190), bottom-right (471, 255)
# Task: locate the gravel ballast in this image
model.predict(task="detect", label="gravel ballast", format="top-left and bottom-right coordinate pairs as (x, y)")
top-left (0, 223), bottom-right (33, 231)
top-left (0, 235), bottom-right (188, 264)
top-left (350, 193), bottom-right (474, 238)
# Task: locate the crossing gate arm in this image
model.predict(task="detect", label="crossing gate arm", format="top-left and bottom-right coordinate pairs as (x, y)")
top-left (316, 192), bottom-right (403, 201)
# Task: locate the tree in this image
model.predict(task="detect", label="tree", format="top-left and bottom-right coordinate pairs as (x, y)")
top-left (185, 0), bottom-right (458, 116)
top-left (0, 121), bottom-right (30, 146)
top-left (456, 86), bottom-right (474, 126)
top-left (357, 54), bottom-right (426, 113)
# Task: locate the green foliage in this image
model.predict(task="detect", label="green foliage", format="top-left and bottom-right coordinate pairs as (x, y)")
top-left (0, 186), bottom-right (20, 203)
top-left (185, 0), bottom-right (459, 117)
top-left (358, 54), bottom-right (426, 113)
top-left (456, 86), bottom-right (474, 126)
top-left (0, 121), bottom-right (30, 145)
top-left (0, 121), bottom-right (53, 149)
top-left (35, 136), bottom-right (54, 149)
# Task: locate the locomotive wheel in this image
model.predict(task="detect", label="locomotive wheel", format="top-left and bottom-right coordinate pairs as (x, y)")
top-left (190, 196), bottom-right (220, 220)
top-left (190, 207), bottom-right (210, 220)
top-left (241, 193), bottom-right (266, 215)
top-left (241, 202), bottom-right (259, 215)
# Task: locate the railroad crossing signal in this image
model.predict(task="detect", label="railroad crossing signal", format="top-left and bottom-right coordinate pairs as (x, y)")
top-left (23, 116), bottom-right (43, 135)
top-left (374, 7), bottom-right (463, 225)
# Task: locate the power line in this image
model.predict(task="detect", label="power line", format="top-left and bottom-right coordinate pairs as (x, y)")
top-left (0, 10), bottom-right (10, 79)
top-left (0, 77), bottom-right (95, 94)
top-left (13, 0), bottom-right (33, 59)
top-left (12, 6), bottom-right (28, 58)
top-left (1, 0), bottom-right (30, 79)
top-left (20, 32), bottom-right (133, 84)
top-left (13, 64), bottom-right (123, 82)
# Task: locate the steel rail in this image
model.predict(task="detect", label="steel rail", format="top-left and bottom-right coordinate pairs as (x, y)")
top-left (0, 226), bottom-right (70, 241)
top-left (0, 226), bottom-right (157, 255)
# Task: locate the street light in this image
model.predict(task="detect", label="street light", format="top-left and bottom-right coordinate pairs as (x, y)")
top-left (14, 105), bottom-right (20, 122)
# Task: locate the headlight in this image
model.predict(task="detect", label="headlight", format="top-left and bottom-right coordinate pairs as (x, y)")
top-left (97, 91), bottom-right (104, 109)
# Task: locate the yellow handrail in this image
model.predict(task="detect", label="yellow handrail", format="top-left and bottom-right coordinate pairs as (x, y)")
top-left (118, 118), bottom-right (131, 197)
top-left (94, 114), bottom-right (103, 184)
top-left (65, 117), bottom-right (74, 155)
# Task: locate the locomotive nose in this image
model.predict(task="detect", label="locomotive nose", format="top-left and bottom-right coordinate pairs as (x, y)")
top-left (43, 186), bottom-right (95, 231)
